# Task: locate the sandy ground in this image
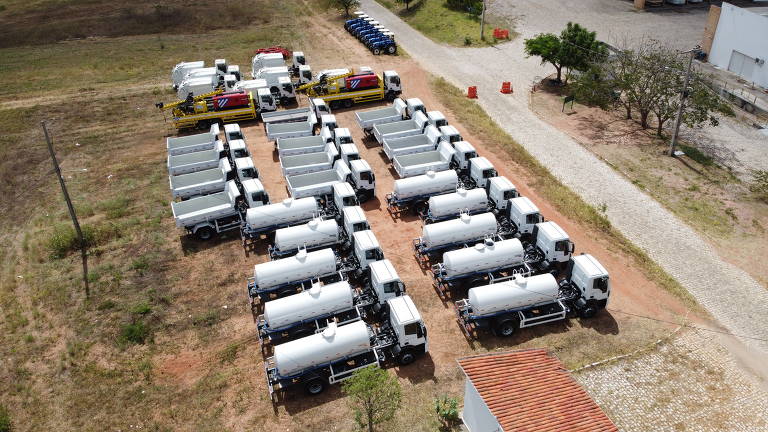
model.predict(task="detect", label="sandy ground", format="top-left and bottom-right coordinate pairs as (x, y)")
top-left (151, 14), bottom-right (707, 428)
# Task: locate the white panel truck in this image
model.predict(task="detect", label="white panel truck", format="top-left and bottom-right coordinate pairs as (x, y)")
top-left (255, 259), bottom-right (406, 346)
top-left (393, 142), bottom-right (456, 178)
top-left (264, 295), bottom-right (427, 398)
top-left (455, 254), bottom-right (610, 337)
top-left (354, 98), bottom-right (407, 133)
top-left (385, 170), bottom-right (459, 216)
top-left (171, 179), bottom-right (268, 240)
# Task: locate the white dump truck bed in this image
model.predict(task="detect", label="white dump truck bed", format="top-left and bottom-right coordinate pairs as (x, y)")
top-left (280, 148), bottom-right (337, 176)
top-left (276, 135), bottom-right (328, 157)
top-left (393, 142), bottom-right (455, 179)
top-left (262, 107), bottom-right (312, 125)
top-left (171, 181), bottom-right (240, 228)
top-left (383, 133), bottom-right (436, 160)
top-left (285, 161), bottom-right (350, 199)
top-left (355, 99), bottom-right (406, 131)
top-left (169, 161), bottom-right (230, 199)
top-left (166, 125), bottom-right (219, 156)
top-left (266, 115), bottom-right (316, 141)
top-left (167, 148), bottom-right (223, 176)
top-left (373, 118), bottom-right (422, 144)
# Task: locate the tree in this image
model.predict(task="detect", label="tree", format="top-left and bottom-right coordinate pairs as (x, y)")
top-left (558, 22), bottom-right (608, 84)
top-left (331, 0), bottom-right (361, 17)
top-left (524, 33), bottom-right (564, 82)
top-left (397, 0), bottom-right (414, 11)
top-left (342, 366), bottom-right (402, 432)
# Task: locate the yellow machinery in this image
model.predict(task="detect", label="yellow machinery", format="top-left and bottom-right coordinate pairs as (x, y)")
top-left (297, 69), bottom-right (390, 109)
top-left (157, 89), bottom-right (258, 130)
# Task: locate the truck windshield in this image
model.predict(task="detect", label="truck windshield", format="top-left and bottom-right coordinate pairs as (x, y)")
top-left (261, 96), bottom-right (272, 104)
top-left (353, 222), bottom-right (369, 232)
top-left (404, 322), bottom-right (420, 336)
top-left (346, 154), bottom-right (360, 161)
top-left (359, 171), bottom-right (373, 182)
top-left (241, 168), bottom-right (257, 179)
top-left (383, 281), bottom-right (401, 293)
top-left (340, 136), bottom-right (353, 144)
top-left (503, 190), bottom-right (517, 200)
top-left (526, 213), bottom-right (542, 224)
top-left (555, 240), bottom-right (569, 252)
top-left (343, 196), bottom-right (359, 207)
top-left (232, 149), bottom-right (248, 158)
top-left (390, 76), bottom-right (400, 85)
top-left (594, 276), bottom-right (609, 293)
top-left (484, 169), bottom-right (497, 178)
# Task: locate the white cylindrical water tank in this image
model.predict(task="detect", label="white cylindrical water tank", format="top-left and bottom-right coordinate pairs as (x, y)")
top-left (422, 213), bottom-right (497, 249)
top-left (246, 197), bottom-right (318, 231)
top-left (468, 274), bottom-right (559, 316)
top-left (428, 188), bottom-right (488, 219)
top-left (442, 238), bottom-right (524, 278)
top-left (263, 281), bottom-right (354, 329)
top-left (274, 321), bottom-right (372, 377)
top-left (392, 170), bottom-right (457, 200)
top-left (253, 248), bottom-right (337, 290)
top-left (273, 219), bottom-right (339, 253)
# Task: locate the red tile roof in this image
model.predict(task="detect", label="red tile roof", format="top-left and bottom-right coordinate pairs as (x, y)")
top-left (458, 349), bottom-right (617, 432)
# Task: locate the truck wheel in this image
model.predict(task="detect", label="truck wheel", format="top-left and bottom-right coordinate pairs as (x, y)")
top-left (468, 277), bottom-right (486, 289)
top-left (493, 319), bottom-right (518, 337)
top-left (578, 305), bottom-right (598, 319)
top-left (304, 378), bottom-right (326, 395)
top-left (387, 45), bottom-right (397, 55)
top-left (385, 92), bottom-right (396, 102)
top-left (196, 120), bottom-right (210, 130)
top-left (412, 200), bottom-right (428, 216)
top-left (195, 226), bottom-right (214, 241)
top-left (373, 48), bottom-right (382, 56)
top-left (397, 350), bottom-right (416, 365)
top-left (462, 178), bottom-right (477, 190)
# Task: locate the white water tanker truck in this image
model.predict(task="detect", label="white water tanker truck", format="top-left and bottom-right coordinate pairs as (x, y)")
top-left (385, 170), bottom-right (459, 216)
top-left (455, 254), bottom-right (610, 337)
top-left (264, 295), bottom-right (427, 398)
top-left (413, 212), bottom-right (499, 261)
top-left (256, 259), bottom-right (406, 345)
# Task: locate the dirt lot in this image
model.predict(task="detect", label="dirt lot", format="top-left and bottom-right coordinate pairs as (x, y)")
top-left (530, 82), bottom-right (768, 290)
top-left (0, 6), bottom-right (718, 431)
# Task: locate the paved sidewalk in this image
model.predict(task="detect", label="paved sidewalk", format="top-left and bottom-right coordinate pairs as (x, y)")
top-left (361, 0), bottom-right (768, 359)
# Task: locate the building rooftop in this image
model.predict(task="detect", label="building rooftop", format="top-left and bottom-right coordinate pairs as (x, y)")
top-left (458, 349), bottom-right (617, 432)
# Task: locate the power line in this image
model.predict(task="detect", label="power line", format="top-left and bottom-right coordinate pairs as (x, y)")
top-left (607, 308), bottom-right (768, 343)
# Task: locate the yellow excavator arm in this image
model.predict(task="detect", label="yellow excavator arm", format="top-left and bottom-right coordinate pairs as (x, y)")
top-left (156, 88), bottom-right (224, 111)
top-left (296, 70), bottom-right (355, 94)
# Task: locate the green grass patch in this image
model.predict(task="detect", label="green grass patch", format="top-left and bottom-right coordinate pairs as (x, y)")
top-left (679, 144), bottom-right (714, 167)
top-left (119, 321), bottom-right (150, 345)
top-left (0, 404), bottom-right (11, 432)
top-left (431, 76), bottom-right (700, 310)
top-left (192, 310), bottom-right (220, 327)
top-left (218, 343), bottom-right (240, 364)
top-left (374, 0), bottom-right (514, 46)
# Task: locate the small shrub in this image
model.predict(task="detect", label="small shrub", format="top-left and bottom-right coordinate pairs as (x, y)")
top-left (192, 310), bottom-right (220, 327)
top-left (464, 36), bottom-right (472, 46)
top-left (0, 404), bottom-right (11, 432)
top-left (130, 255), bottom-right (151, 274)
top-left (97, 300), bottom-right (116, 310)
top-left (130, 302), bottom-right (151, 315)
top-left (435, 395), bottom-right (460, 429)
top-left (218, 343), bottom-right (239, 364)
top-left (749, 170), bottom-right (768, 203)
top-left (47, 224), bottom-right (91, 259)
top-left (679, 144), bottom-right (713, 167)
top-left (119, 321), bottom-right (150, 345)
top-left (98, 196), bottom-right (131, 219)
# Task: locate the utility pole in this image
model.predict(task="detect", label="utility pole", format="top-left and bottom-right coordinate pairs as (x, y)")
top-left (42, 121), bottom-right (90, 298)
top-left (669, 46), bottom-right (700, 157)
top-left (480, 0), bottom-right (487, 41)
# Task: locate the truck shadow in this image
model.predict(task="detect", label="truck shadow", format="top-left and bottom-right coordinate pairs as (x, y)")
top-left (392, 353), bottom-right (437, 385)
top-left (579, 310), bottom-right (619, 335)
top-left (461, 320), bottom-right (574, 351)
top-left (179, 233), bottom-right (240, 255)
top-left (271, 149), bottom-right (279, 163)
top-left (276, 386), bottom-right (345, 415)
top-left (361, 196), bottom-right (382, 211)
top-left (360, 134), bottom-right (380, 149)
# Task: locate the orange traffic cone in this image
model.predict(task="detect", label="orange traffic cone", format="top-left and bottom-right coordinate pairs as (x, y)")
top-left (500, 82), bottom-right (512, 94)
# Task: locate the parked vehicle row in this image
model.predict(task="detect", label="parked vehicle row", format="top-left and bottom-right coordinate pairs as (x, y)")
top-left (344, 12), bottom-right (397, 55)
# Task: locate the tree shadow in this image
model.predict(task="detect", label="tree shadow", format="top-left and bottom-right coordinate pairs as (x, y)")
top-left (396, 0), bottom-right (427, 18)
top-left (277, 385), bottom-right (345, 415)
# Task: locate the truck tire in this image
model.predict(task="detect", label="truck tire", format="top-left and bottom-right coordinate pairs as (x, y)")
top-left (412, 200), bottom-right (428, 216)
top-left (397, 350), bottom-right (416, 365)
top-left (304, 378), bottom-right (326, 395)
top-left (493, 319), bottom-right (518, 337)
top-left (373, 48), bottom-right (382, 56)
top-left (196, 120), bottom-right (211, 130)
top-left (195, 226), bottom-right (214, 241)
top-left (385, 92), bottom-right (396, 102)
top-left (578, 304), bottom-right (598, 319)
top-left (343, 99), bottom-right (353, 108)
top-left (387, 45), bottom-right (397, 55)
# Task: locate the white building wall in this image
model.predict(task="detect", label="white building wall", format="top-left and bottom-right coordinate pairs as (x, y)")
top-left (461, 380), bottom-right (503, 432)
top-left (709, 2), bottom-right (768, 88)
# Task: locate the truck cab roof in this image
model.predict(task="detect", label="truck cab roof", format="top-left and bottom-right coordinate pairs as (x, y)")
top-left (388, 295), bottom-right (422, 325)
top-left (489, 176), bottom-right (515, 192)
top-left (241, 178), bottom-right (265, 194)
top-left (536, 221), bottom-right (569, 242)
top-left (333, 181), bottom-right (355, 198)
top-left (353, 230), bottom-right (380, 251)
top-left (406, 97), bottom-right (423, 107)
top-left (350, 159), bottom-right (371, 173)
top-left (453, 141), bottom-right (475, 154)
top-left (370, 259), bottom-right (400, 284)
top-left (469, 156), bottom-right (493, 171)
top-left (340, 143), bottom-right (359, 156)
top-left (510, 196), bottom-right (539, 216)
top-left (572, 254), bottom-right (608, 279)
top-left (228, 139), bottom-right (248, 157)
top-left (224, 123), bottom-right (241, 135)
top-left (342, 205), bottom-right (367, 225)
top-left (439, 125), bottom-right (460, 137)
